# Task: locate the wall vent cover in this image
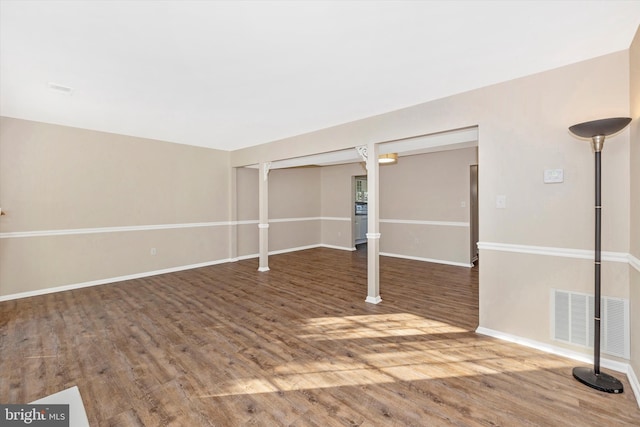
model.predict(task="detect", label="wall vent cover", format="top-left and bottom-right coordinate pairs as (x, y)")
top-left (552, 289), bottom-right (629, 359)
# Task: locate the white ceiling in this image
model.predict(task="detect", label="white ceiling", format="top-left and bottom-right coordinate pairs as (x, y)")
top-left (1, 1), bottom-right (639, 152)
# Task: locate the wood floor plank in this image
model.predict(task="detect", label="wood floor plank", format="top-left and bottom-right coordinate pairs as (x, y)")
top-left (1, 247), bottom-right (639, 426)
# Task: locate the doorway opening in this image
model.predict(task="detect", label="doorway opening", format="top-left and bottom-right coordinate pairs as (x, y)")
top-left (353, 175), bottom-right (368, 248)
top-left (470, 164), bottom-right (479, 264)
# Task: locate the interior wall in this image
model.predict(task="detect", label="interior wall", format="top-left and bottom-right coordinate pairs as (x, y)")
top-left (234, 166), bottom-right (323, 259)
top-left (235, 167), bottom-right (259, 258)
top-left (268, 167), bottom-right (321, 252)
top-left (380, 147), bottom-right (477, 266)
top-left (0, 117), bottom-right (231, 297)
top-left (230, 50), bottom-right (633, 359)
top-left (320, 162), bottom-right (366, 250)
top-left (628, 27), bottom-right (640, 381)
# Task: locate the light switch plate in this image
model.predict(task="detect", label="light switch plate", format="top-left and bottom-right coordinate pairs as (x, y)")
top-left (544, 169), bottom-right (564, 183)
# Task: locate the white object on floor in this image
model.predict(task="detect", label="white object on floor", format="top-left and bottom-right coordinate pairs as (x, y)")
top-left (30, 385), bottom-right (90, 427)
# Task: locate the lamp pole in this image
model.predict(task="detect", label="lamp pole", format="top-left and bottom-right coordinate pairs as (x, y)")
top-left (568, 117), bottom-right (631, 394)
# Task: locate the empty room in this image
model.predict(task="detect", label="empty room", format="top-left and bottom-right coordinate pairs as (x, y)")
top-left (1, 1), bottom-right (640, 426)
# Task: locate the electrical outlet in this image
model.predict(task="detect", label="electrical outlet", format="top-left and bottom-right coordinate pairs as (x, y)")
top-left (150, 248), bottom-right (157, 256)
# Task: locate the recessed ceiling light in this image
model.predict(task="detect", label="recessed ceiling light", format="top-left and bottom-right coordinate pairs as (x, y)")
top-left (48, 82), bottom-right (73, 95)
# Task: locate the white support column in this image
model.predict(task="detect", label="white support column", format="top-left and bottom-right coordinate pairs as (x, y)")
top-left (364, 142), bottom-right (381, 304)
top-left (258, 161), bottom-right (271, 272)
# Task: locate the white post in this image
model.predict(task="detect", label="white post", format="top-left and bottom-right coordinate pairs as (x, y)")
top-left (365, 142), bottom-right (381, 304)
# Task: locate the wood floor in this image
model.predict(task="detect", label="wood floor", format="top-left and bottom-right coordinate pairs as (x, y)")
top-left (1, 247), bottom-right (639, 426)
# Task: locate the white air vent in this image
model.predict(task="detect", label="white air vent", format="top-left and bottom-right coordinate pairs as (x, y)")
top-left (552, 289), bottom-right (629, 359)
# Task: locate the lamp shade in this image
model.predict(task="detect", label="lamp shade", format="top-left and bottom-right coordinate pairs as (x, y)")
top-left (569, 117), bottom-right (631, 138)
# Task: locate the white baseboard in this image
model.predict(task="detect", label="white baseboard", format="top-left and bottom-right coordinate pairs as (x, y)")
top-left (0, 245), bottom-right (435, 302)
top-left (0, 258), bottom-right (235, 302)
top-left (318, 243), bottom-right (356, 251)
top-left (476, 326), bottom-right (639, 407)
top-left (380, 251), bottom-right (473, 268)
top-left (237, 243), bottom-right (355, 261)
top-left (2, 243), bottom-right (353, 301)
top-left (475, 327), bottom-right (629, 373)
top-left (235, 253), bottom-right (258, 261)
top-left (628, 364), bottom-right (640, 408)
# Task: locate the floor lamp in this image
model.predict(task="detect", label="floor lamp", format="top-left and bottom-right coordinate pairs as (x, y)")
top-left (568, 116), bottom-right (631, 394)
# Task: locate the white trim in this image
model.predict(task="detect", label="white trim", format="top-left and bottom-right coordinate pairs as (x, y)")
top-left (234, 244), bottom-right (355, 261)
top-left (0, 217), bottom-right (354, 239)
top-left (380, 251), bottom-right (473, 268)
top-left (0, 258), bottom-right (234, 302)
top-left (0, 243), bottom-right (354, 301)
top-left (366, 232), bottom-right (381, 239)
top-left (254, 217), bottom-right (352, 223)
top-left (476, 326), bottom-right (640, 408)
top-left (269, 217), bottom-right (322, 223)
top-left (355, 145), bottom-right (368, 165)
top-left (318, 243), bottom-right (356, 252)
top-left (262, 161), bottom-right (271, 181)
top-left (235, 220), bottom-right (259, 226)
top-left (271, 217), bottom-right (351, 223)
top-left (628, 365), bottom-right (640, 408)
top-left (269, 244), bottom-right (322, 255)
top-left (380, 219), bottom-right (469, 227)
top-left (0, 221), bottom-right (232, 239)
top-left (257, 266), bottom-right (270, 272)
top-left (630, 254), bottom-right (640, 273)
top-left (320, 216), bottom-right (352, 222)
top-left (477, 241), bottom-right (629, 263)
top-left (365, 295), bottom-right (382, 304)
top-left (235, 253), bottom-right (259, 261)
top-left (475, 327), bottom-right (630, 373)
top-left (258, 223), bottom-right (270, 229)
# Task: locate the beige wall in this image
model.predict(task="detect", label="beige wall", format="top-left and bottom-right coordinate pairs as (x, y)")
top-left (232, 50), bottom-right (630, 250)
top-left (475, 51), bottom-right (631, 351)
top-left (235, 167), bottom-right (259, 258)
top-left (0, 117), bottom-right (231, 296)
top-left (268, 167), bottom-right (321, 251)
top-left (316, 147), bottom-right (478, 266)
top-left (629, 28), bottom-right (640, 380)
top-left (231, 50), bottom-right (633, 359)
top-left (269, 167), bottom-right (321, 219)
top-left (380, 148), bottom-right (477, 265)
top-left (320, 162), bottom-right (365, 249)
top-left (234, 166), bottom-right (322, 257)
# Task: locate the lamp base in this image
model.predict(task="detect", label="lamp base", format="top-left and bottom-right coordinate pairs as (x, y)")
top-left (572, 367), bottom-right (624, 393)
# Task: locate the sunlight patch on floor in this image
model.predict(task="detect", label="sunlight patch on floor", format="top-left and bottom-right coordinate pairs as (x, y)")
top-left (198, 313), bottom-right (575, 399)
top-left (295, 313), bottom-right (469, 341)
